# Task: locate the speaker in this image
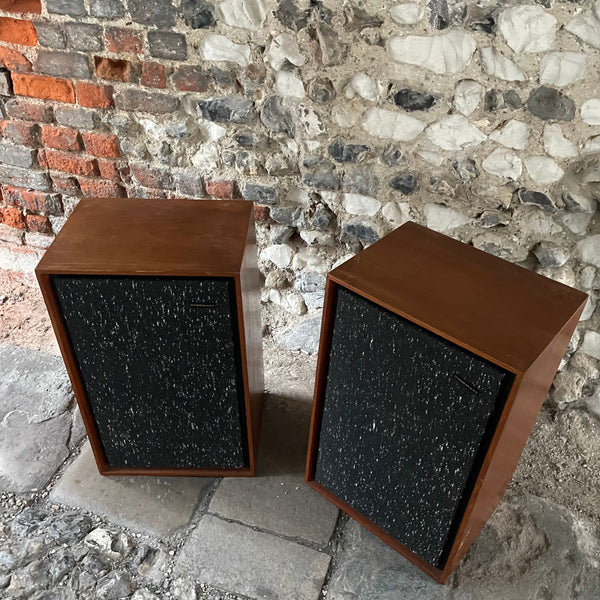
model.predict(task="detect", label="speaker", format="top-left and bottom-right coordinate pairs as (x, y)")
top-left (36, 198), bottom-right (263, 477)
top-left (305, 222), bottom-right (586, 582)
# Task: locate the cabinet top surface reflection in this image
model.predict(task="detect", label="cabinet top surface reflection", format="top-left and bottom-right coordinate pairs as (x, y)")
top-left (37, 198), bottom-right (253, 277)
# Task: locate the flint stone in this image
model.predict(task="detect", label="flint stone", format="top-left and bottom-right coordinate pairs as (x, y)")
top-left (342, 220), bottom-right (380, 244)
top-left (390, 173), bottom-right (417, 194)
top-left (180, 0), bottom-right (216, 29)
top-left (316, 21), bottom-right (344, 66)
top-left (518, 188), bottom-right (555, 212)
top-left (344, 167), bottom-right (379, 196)
top-left (328, 139), bottom-right (370, 163)
top-left (270, 206), bottom-right (305, 228)
top-left (260, 96), bottom-right (294, 136)
top-left (196, 97), bottom-right (254, 123)
top-left (308, 78), bottom-right (335, 104)
top-left (393, 88), bottom-right (436, 111)
top-left (528, 87), bottom-right (575, 121)
top-left (382, 146), bottom-right (404, 166)
top-left (242, 182), bottom-right (278, 205)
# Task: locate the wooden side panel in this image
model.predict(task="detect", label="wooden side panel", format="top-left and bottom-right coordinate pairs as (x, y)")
top-left (238, 212), bottom-right (264, 475)
top-left (441, 306), bottom-right (585, 579)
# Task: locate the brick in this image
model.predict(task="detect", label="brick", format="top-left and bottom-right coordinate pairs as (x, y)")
top-left (114, 89), bottom-right (179, 115)
top-left (130, 163), bottom-right (173, 190)
top-left (254, 205), bottom-right (270, 221)
top-left (0, 0), bottom-right (42, 14)
top-left (54, 106), bottom-right (96, 130)
top-left (205, 180), bottom-right (236, 199)
top-left (41, 125), bottom-right (81, 151)
top-left (148, 30), bottom-right (187, 61)
top-left (35, 50), bottom-right (91, 79)
top-left (0, 164), bottom-right (50, 190)
top-left (4, 97), bottom-right (53, 122)
top-left (97, 159), bottom-right (121, 181)
top-left (0, 120), bottom-right (39, 146)
top-left (26, 213), bottom-right (52, 234)
top-left (44, 149), bottom-right (99, 177)
top-left (34, 22), bottom-right (66, 48)
top-left (50, 172), bottom-right (80, 195)
top-left (82, 132), bottom-right (120, 158)
top-left (78, 176), bottom-right (126, 198)
top-left (172, 65), bottom-right (209, 92)
top-left (105, 27), bottom-right (143, 54)
top-left (129, 0), bottom-right (175, 28)
top-left (0, 17), bottom-right (37, 45)
top-left (2, 184), bottom-right (63, 215)
top-left (141, 62), bottom-right (166, 89)
top-left (0, 205), bottom-right (25, 228)
top-left (174, 171), bottom-right (204, 198)
top-left (95, 56), bottom-right (130, 82)
top-left (46, 0), bottom-right (86, 17)
top-left (0, 142), bottom-right (36, 168)
top-left (89, 0), bottom-right (124, 18)
top-left (64, 23), bottom-right (103, 53)
top-left (12, 73), bottom-right (75, 103)
top-left (76, 82), bottom-right (114, 109)
top-left (0, 46), bottom-right (32, 72)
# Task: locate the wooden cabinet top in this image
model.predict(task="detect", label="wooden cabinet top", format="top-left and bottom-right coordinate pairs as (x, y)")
top-left (330, 222), bottom-right (587, 373)
top-left (36, 198), bottom-right (254, 277)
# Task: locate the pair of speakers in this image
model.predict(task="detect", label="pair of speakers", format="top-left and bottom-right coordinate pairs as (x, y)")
top-left (37, 198), bottom-right (586, 582)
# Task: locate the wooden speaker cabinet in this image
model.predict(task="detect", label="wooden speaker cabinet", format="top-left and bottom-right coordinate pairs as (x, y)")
top-left (36, 198), bottom-right (263, 477)
top-left (306, 222), bottom-right (586, 582)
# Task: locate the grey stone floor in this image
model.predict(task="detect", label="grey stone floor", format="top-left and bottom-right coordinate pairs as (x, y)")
top-left (1, 341), bottom-right (599, 599)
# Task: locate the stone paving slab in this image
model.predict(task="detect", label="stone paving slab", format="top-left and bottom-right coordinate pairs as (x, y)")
top-left (208, 394), bottom-right (338, 546)
top-left (0, 345), bottom-right (74, 492)
top-left (174, 514), bottom-right (331, 600)
top-left (49, 444), bottom-right (214, 537)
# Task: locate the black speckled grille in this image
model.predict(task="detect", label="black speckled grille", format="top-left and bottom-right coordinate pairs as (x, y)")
top-left (52, 275), bottom-right (248, 470)
top-left (314, 287), bottom-right (514, 568)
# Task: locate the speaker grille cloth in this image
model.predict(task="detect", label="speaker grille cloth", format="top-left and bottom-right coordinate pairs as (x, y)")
top-left (52, 275), bottom-right (248, 470)
top-left (315, 286), bottom-right (513, 567)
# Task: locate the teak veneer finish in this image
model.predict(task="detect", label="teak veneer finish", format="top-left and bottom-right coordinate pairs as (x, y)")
top-left (306, 221), bottom-right (587, 583)
top-left (36, 198), bottom-right (264, 477)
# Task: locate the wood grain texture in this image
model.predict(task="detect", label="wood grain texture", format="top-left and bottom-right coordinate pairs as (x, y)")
top-left (306, 221), bottom-right (587, 583)
top-left (36, 198), bottom-right (264, 477)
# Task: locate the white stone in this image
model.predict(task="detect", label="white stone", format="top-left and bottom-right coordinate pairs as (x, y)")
top-left (199, 119), bottom-right (227, 142)
top-left (382, 201), bottom-right (411, 227)
top-left (267, 289), bottom-right (306, 315)
top-left (482, 148), bottom-right (523, 180)
top-left (425, 114), bottom-right (486, 151)
top-left (454, 79), bottom-right (483, 116)
top-left (540, 52), bottom-right (588, 87)
top-left (424, 204), bottom-right (471, 232)
top-left (291, 247), bottom-right (328, 274)
top-left (498, 5), bottom-right (556, 53)
top-left (583, 135), bottom-right (600, 154)
top-left (139, 118), bottom-right (162, 141)
top-left (362, 107), bottom-right (425, 141)
top-left (563, 212), bottom-right (592, 235)
top-left (581, 99), bottom-right (600, 125)
top-left (218, 0), bottom-right (266, 30)
top-left (525, 156), bottom-right (565, 185)
top-left (388, 30), bottom-right (476, 74)
top-left (480, 47), bottom-right (526, 81)
top-left (342, 193), bottom-right (380, 216)
top-left (200, 34), bottom-right (251, 67)
top-left (268, 33), bottom-right (305, 71)
top-left (274, 71), bottom-right (305, 99)
top-left (260, 245), bottom-right (293, 269)
top-left (286, 187), bottom-right (310, 205)
top-left (565, 9), bottom-right (600, 50)
top-left (580, 295), bottom-right (596, 322)
top-left (191, 143), bottom-right (219, 169)
top-left (581, 331), bottom-right (600, 361)
top-left (299, 230), bottom-right (334, 246)
top-left (489, 119), bottom-right (528, 150)
top-left (390, 3), bottom-right (423, 25)
top-left (346, 73), bottom-right (378, 102)
top-left (332, 105), bottom-right (359, 128)
top-left (577, 234), bottom-right (600, 268)
top-left (543, 124), bottom-right (578, 159)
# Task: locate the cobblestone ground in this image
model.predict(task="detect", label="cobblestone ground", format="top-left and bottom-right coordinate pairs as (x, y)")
top-left (1, 276), bottom-right (599, 599)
